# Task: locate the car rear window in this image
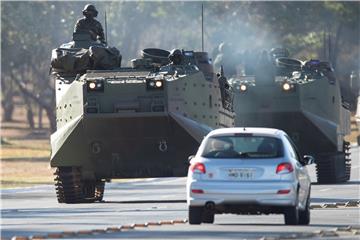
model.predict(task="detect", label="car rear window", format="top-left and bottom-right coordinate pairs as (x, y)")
top-left (201, 135), bottom-right (283, 159)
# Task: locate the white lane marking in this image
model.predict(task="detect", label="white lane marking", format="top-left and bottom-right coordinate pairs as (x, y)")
top-left (319, 188), bottom-right (332, 192)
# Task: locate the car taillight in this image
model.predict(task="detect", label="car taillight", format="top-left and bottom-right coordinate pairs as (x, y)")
top-left (191, 189), bottom-right (204, 194)
top-left (276, 163), bottom-right (293, 174)
top-left (277, 189), bottom-right (291, 194)
top-left (190, 163), bottom-right (206, 174)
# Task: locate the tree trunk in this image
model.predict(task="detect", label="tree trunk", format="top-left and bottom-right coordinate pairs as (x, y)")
top-left (24, 98), bottom-right (35, 129)
top-left (12, 75), bottom-right (56, 132)
top-left (2, 99), bottom-right (14, 122)
top-left (1, 79), bottom-right (15, 122)
top-left (44, 105), bottom-right (56, 133)
top-left (38, 107), bottom-right (43, 129)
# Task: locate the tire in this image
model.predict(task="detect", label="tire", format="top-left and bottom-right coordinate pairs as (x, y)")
top-left (188, 206), bottom-right (203, 225)
top-left (298, 196), bottom-right (310, 225)
top-left (284, 206), bottom-right (299, 225)
top-left (202, 210), bottom-right (215, 224)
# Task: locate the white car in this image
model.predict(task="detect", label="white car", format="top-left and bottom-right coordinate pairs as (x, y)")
top-left (186, 127), bottom-right (314, 225)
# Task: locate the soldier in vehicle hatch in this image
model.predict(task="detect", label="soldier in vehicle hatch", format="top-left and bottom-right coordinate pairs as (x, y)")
top-left (74, 4), bottom-right (106, 44)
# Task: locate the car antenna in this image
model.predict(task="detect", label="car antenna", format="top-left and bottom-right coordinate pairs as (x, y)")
top-left (243, 127), bottom-right (246, 131)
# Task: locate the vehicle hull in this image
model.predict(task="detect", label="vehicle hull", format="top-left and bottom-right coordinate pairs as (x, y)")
top-left (234, 78), bottom-right (350, 155)
top-left (233, 77), bottom-right (351, 183)
top-left (51, 112), bottom-right (199, 179)
top-left (235, 111), bottom-right (335, 155)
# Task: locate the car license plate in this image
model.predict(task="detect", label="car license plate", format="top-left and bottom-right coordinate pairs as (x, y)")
top-left (225, 168), bottom-right (255, 180)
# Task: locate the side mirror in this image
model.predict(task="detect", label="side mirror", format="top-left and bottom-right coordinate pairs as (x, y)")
top-left (303, 155), bottom-right (315, 165)
top-left (188, 155), bottom-right (195, 163)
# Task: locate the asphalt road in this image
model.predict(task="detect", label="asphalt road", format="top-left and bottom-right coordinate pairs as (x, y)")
top-left (1, 146), bottom-right (359, 240)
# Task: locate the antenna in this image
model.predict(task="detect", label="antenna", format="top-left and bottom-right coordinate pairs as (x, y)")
top-left (323, 30), bottom-right (326, 60)
top-left (105, 10), bottom-right (108, 44)
top-left (201, 3), bottom-right (204, 52)
top-left (328, 32), bottom-right (331, 65)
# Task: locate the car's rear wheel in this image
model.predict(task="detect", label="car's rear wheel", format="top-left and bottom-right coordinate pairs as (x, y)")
top-left (298, 195), bottom-right (310, 225)
top-left (284, 206), bottom-right (299, 225)
top-left (188, 206), bottom-right (203, 225)
top-left (202, 210), bottom-right (215, 224)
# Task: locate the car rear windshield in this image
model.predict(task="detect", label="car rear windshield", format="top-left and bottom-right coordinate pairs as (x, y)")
top-left (201, 135), bottom-right (284, 159)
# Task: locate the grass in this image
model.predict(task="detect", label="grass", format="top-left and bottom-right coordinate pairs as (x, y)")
top-left (1, 141), bottom-right (53, 189)
top-left (1, 146), bottom-right (50, 159)
top-left (1, 106), bottom-right (53, 189)
top-left (1, 160), bottom-right (54, 188)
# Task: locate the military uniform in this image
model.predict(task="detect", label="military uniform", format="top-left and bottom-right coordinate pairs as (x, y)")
top-left (74, 4), bottom-right (106, 44)
top-left (74, 17), bottom-right (105, 43)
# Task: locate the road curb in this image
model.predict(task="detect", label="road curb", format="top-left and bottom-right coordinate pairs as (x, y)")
top-left (310, 200), bottom-right (360, 209)
top-left (9, 221), bottom-right (359, 240)
top-left (10, 219), bottom-right (188, 240)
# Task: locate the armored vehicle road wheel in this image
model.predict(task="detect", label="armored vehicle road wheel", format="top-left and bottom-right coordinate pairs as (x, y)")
top-left (315, 154), bottom-right (348, 184)
top-left (54, 167), bottom-right (105, 203)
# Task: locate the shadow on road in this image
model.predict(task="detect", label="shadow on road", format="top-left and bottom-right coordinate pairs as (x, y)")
top-left (312, 181), bottom-right (360, 186)
top-left (102, 200), bottom-right (186, 204)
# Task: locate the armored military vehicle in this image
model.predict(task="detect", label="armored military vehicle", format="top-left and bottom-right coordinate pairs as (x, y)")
top-left (50, 33), bottom-right (235, 203)
top-left (230, 49), bottom-right (351, 184)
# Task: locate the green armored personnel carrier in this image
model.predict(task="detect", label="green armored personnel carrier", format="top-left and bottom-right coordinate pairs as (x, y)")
top-left (230, 49), bottom-right (351, 184)
top-left (50, 33), bottom-right (235, 203)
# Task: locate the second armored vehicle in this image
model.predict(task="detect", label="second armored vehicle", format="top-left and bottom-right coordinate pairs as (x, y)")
top-left (230, 49), bottom-right (351, 184)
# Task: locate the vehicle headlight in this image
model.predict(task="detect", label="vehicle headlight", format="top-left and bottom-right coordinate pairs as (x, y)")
top-left (89, 82), bottom-right (96, 89)
top-left (240, 84), bottom-right (247, 92)
top-left (87, 81), bottom-right (104, 92)
top-left (155, 80), bottom-right (163, 88)
top-left (281, 82), bottom-right (295, 92)
top-left (146, 79), bottom-right (164, 90)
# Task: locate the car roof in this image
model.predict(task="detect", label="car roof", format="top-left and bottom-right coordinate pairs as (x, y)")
top-left (207, 127), bottom-right (285, 138)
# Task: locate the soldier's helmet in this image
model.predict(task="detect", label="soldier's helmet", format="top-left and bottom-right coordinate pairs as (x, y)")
top-left (270, 48), bottom-right (290, 59)
top-left (168, 49), bottom-right (183, 65)
top-left (82, 4), bottom-right (98, 17)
